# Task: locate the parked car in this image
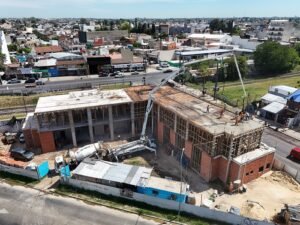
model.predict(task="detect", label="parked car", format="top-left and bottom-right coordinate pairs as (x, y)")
top-left (25, 78), bottom-right (36, 84)
top-left (19, 133), bottom-right (25, 144)
top-left (115, 73), bottom-right (125, 78)
top-left (131, 71), bottom-right (139, 75)
top-left (7, 79), bottom-right (21, 84)
top-left (163, 69), bottom-right (173, 73)
top-left (288, 147), bottom-right (300, 161)
top-left (10, 147), bottom-right (34, 161)
top-left (35, 80), bottom-right (45, 85)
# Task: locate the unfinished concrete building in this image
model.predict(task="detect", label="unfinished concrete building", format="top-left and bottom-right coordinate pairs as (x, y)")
top-left (23, 85), bottom-right (275, 185)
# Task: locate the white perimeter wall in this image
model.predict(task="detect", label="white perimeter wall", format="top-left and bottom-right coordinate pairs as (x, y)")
top-left (67, 178), bottom-right (273, 225)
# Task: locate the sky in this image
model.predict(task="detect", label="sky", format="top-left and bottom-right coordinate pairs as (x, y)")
top-left (0, 0), bottom-right (299, 18)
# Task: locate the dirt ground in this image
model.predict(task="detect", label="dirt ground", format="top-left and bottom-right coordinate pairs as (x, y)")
top-left (212, 171), bottom-right (300, 221)
top-left (120, 142), bottom-right (300, 222)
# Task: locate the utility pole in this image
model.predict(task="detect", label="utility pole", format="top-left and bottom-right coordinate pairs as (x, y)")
top-left (213, 59), bottom-right (219, 100)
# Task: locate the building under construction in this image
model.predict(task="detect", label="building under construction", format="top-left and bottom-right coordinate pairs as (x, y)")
top-left (23, 85), bottom-right (274, 185)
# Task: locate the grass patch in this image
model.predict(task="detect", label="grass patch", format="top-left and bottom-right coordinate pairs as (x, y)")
top-left (99, 83), bottom-right (131, 90)
top-left (123, 156), bottom-right (151, 167)
top-left (0, 91), bottom-right (69, 108)
top-left (56, 184), bottom-right (228, 225)
top-left (0, 113), bottom-right (26, 121)
top-left (187, 75), bottom-right (300, 107)
top-left (0, 170), bottom-right (39, 186)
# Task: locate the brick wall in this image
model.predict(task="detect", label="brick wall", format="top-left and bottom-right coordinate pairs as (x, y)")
top-left (231, 152), bottom-right (275, 184)
top-left (32, 129), bottom-right (41, 148)
top-left (157, 121), bottom-right (164, 144)
top-left (218, 157), bottom-right (228, 183)
top-left (170, 129), bottom-right (176, 146)
top-left (23, 129), bottom-right (33, 149)
top-left (39, 131), bottom-right (56, 153)
top-left (184, 140), bottom-right (193, 159)
top-left (200, 151), bottom-right (212, 182)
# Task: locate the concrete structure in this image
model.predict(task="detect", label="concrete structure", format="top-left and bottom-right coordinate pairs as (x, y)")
top-left (79, 30), bottom-right (128, 44)
top-left (23, 85), bottom-right (274, 185)
top-left (187, 33), bottom-right (232, 47)
top-left (0, 30), bottom-right (11, 65)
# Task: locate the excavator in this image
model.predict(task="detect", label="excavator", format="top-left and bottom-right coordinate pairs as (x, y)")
top-left (107, 50), bottom-right (247, 161)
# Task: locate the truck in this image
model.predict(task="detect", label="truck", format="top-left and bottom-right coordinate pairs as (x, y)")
top-left (54, 143), bottom-right (101, 173)
top-left (3, 132), bottom-right (17, 144)
top-left (289, 147), bottom-right (300, 161)
top-left (107, 138), bottom-right (157, 161)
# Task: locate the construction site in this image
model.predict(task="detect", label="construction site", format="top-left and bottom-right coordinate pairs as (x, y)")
top-left (20, 83), bottom-right (275, 186)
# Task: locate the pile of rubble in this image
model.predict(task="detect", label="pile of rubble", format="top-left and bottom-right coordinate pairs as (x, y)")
top-left (264, 171), bottom-right (300, 192)
top-left (0, 149), bottom-right (27, 168)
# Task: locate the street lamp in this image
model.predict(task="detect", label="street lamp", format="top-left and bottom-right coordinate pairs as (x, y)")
top-left (178, 147), bottom-right (185, 217)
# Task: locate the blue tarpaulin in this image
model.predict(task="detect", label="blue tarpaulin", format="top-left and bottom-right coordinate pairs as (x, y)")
top-left (60, 165), bottom-right (71, 178)
top-left (288, 89), bottom-right (300, 103)
top-left (37, 161), bottom-right (49, 179)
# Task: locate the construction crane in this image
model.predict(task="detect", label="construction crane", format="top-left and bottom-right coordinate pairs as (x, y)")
top-left (108, 51), bottom-right (246, 160)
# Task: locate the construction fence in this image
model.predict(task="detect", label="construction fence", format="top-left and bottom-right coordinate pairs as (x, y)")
top-left (65, 178), bottom-right (273, 225)
top-left (0, 161), bottom-right (49, 180)
top-left (273, 155), bottom-right (300, 183)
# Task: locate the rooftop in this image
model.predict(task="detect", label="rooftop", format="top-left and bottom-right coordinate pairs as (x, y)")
top-left (141, 176), bottom-right (187, 195)
top-left (73, 159), bottom-right (153, 186)
top-left (125, 85), bottom-right (153, 102)
top-left (35, 89), bottom-right (133, 114)
top-left (153, 86), bottom-right (264, 136)
top-left (34, 46), bottom-right (63, 54)
top-left (233, 144), bottom-right (275, 165)
top-left (175, 49), bottom-right (232, 57)
top-left (188, 33), bottom-right (229, 40)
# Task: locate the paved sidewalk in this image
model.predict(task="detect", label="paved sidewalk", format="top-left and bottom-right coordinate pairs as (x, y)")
top-left (255, 117), bottom-right (300, 141)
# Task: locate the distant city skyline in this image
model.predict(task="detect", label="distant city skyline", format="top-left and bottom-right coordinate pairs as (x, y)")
top-left (0, 0), bottom-right (299, 18)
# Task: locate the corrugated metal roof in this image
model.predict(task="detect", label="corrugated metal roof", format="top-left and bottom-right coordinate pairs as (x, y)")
top-left (262, 102), bottom-right (286, 114)
top-left (73, 159), bottom-right (153, 186)
top-left (261, 93), bottom-right (286, 104)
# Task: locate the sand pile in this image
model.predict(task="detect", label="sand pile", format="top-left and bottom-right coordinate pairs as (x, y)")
top-left (264, 171), bottom-right (300, 192)
top-left (241, 201), bottom-right (268, 220)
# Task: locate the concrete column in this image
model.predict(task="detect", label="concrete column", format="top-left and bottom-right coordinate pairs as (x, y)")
top-left (68, 110), bottom-right (77, 147)
top-left (275, 114), bottom-right (279, 123)
top-left (87, 108), bottom-right (94, 143)
top-left (108, 105), bottom-right (114, 140)
top-left (185, 122), bottom-right (189, 140)
top-left (130, 103), bottom-right (135, 137)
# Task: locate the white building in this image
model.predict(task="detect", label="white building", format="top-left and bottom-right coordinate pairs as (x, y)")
top-left (188, 33), bottom-right (232, 47)
top-left (0, 30), bottom-right (11, 65)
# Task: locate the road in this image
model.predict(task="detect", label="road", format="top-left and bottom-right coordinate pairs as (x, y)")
top-left (0, 182), bottom-right (157, 225)
top-left (262, 128), bottom-right (300, 170)
top-left (0, 72), bottom-right (172, 93)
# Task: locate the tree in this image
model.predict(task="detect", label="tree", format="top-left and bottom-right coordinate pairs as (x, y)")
top-left (209, 19), bottom-right (226, 32)
top-left (110, 21), bottom-right (114, 30)
top-left (80, 18), bottom-right (88, 25)
top-left (0, 19), bottom-right (6, 24)
top-left (151, 23), bottom-right (156, 35)
top-left (294, 43), bottom-right (300, 57)
top-left (120, 21), bottom-right (130, 32)
top-left (254, 41), bottom-right (299, 74)
top-left (8, 44), bottom-right (18, 52)
top-left (225, 56), bottom-right (248, 81)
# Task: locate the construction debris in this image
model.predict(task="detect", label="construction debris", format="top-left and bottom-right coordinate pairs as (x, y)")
top-left (277, 204), bottom-right (300, 224)
top-left (241, 200), bottom-right (268, 221)
top-left (264, 171), bottom-right (300, 192)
